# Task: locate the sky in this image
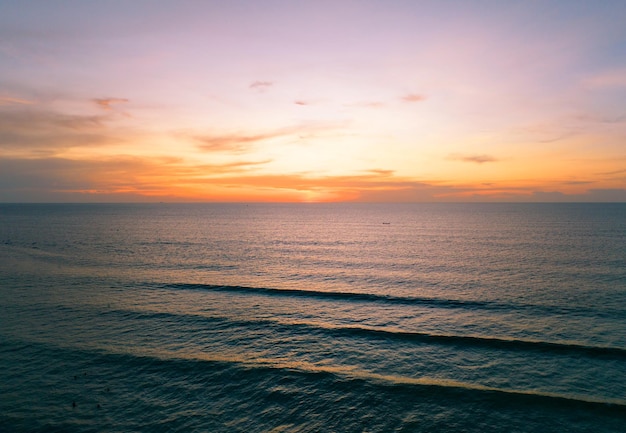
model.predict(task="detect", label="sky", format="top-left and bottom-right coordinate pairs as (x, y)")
top-left (1, 0), bottom-right (625, 202)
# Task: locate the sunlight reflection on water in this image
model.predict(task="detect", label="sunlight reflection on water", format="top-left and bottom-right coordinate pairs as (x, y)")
top-left (1, 203), bottom-right (625, 432)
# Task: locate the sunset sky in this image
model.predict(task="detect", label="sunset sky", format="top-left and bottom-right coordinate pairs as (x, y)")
top-left (1, 0), bottom-right (625, 202)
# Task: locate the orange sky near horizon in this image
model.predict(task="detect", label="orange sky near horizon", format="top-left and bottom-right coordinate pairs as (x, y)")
top-left (1, 1), bottom-right (625, 202)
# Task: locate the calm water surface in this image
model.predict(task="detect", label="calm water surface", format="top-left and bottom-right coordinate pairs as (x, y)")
top-left (1, 203), bottom-right (625, 432)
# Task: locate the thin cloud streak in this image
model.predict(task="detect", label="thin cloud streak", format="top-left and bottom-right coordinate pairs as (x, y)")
top-left (193, 132), bottom-right (284, 153)
top-left (401, 93), bottom-right (426, 103)
top-left (447, 154), bottom-right (499, 164)
top-left (598, 168), bottom-right (626, 176)
top-left (249, 80), bottom-right (273, 91)
top-left (582, 68), bottom-right (626, 89)
top-left (1, 155), bottom-right (624, 202)
top-left (93, 97), bottom-right (129, 110)
top-left (0, 109), bottom-right (105, 132)
top-left (0, 96), bottom-right (34, 106)
top-left (191, 121), bottom-right (350, 153)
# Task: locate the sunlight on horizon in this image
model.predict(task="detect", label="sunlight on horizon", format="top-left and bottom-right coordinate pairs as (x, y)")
top-left (1, 1), bottom-right (625, 202)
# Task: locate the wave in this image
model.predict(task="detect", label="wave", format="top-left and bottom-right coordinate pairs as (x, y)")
top-left (105, 307), bottom-right (626, 360)
top-left (313, 324), bottom-right (626, 359)
top-left (4, 337), bottom-right (626, 417)
top-left (158, 282), bottom-right (626, 319)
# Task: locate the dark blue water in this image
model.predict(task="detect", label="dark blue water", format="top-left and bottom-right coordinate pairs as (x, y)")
top-left (1, 203), bottom-right (625, 432)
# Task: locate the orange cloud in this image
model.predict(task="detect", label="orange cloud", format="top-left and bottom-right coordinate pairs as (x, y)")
top-left (0, 155), bottom-right (433, 202)
top-left (93, 97), bottom-right (129, 110)
top-left (401, 93), bottom-right (426, 103)
top-left (190, 121), bottom-right (349, 153)
top-left (0, 96), bottom-right (34, 106)
top-left (193, 131), bottom-right (291, 153)
top-left (181, 172), bottom-right (455, 202)
top-left (2, 154), bottom-right (624, 202)
top-left (0, 155), bottom-right (277, 201)
top-left (447, 154), bottom-right (499, 164)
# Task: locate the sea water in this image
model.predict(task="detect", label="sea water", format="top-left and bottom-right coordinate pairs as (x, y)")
top-left (1, 203), bottom-right (625, 432)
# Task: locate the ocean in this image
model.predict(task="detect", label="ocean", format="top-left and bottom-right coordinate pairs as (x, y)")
top-left (1, 203), bottom-right (625, 432)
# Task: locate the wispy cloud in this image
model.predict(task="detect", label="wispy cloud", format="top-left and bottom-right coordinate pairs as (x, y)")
top-left (190, 121), bottom-right (349, 153)
top-left (573, 112), bottom-right (626, 125)
top-left (0, 96), bottom-right (34, 106)
top-left (192, 130), bottom-right (292, 153)
top-left (93, 97), bottom-right (129, 110)
top-left (0, 109), bottom-right (111, 154)
top-left (0, 155), bottom-right (274, 201)
top-left (365, 169), bottom-right (394, 176)
top-left (563, 180), bottom-right (594, 185)
top-left (598, 168), bottom-right (626, 176)
top-left (531, 189), bottom-right (626, 202)
top-left (2, 153), bottom-right (623, 202)
top-left (401, 93), bottom-right (426, 103)
top-left (511, 121), bottom-right (578, 144)
top-left (0, 154), bottom-right (441, 202)
top-left (447, 153), bottom-right (499, 164)
top-left (249, 80), bottom-right (273, 92)
top-left (294, 100), bottom-right (309, 106)
top-left (184, 172), bottom-right (437, 199)
top-left (582, 68), bottom-right (626, 89)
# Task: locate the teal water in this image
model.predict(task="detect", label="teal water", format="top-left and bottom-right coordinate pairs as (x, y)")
top-left (1, 203), bottom-right (625, 432)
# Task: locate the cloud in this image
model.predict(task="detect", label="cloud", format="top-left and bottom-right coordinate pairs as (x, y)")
top-left (192, 130), bottom-right (292, 153)
top-left (93, 97), bottom-right (129, 110)
top-left (294, 100), bottom-right (309, 106)
top-left (365, 169), bottom-right (394, 176)
top-left (195, 159), bottom-right (272, 173)
top-left (0, 156), bottom-right (152, 197)
top-left (0, 96), bottom-right (34, 106)
top-left (0, 109), bottom-right (104, 131)
top-left (447, 153), bottom-right (499, 164)
top-left (190, 121), bottom-right (350, 153)
top-left (598, 168), bottom-right (626, 176)
top-left (0, 154), bottom-right (445, 202)
top-left (249, 80), bottom-right (273, 91)
top-left (582, 68), bottom-right (626, 89)
top-left (574, 113), bottom-right (626, 125)
top-left (536, 132), bottom-right (575, 143)
top-left (531, 189), bottom-right (626, 202)
top-left (186, 171), bottom-right (419, 189)
top-left (0, 109), bottom-right (111, 154)
top-left (564, 180), bottom-right (594, 185)
top-left (0, 156), bottom-right (274, 202)
top-left (2, 153), bottom-right (624, 203)
top-left (401, 93), bottom-right (426, 103)
top-left (510, 121), bottom-right (579, 144)
top-left (180, 171), bottom-right (472, 202)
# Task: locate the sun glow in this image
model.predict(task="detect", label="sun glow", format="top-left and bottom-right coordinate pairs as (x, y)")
top-left (1, 2), bottom-right (625, 202)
